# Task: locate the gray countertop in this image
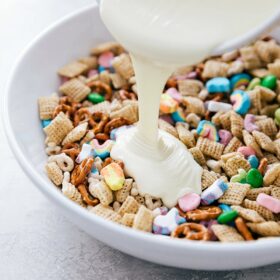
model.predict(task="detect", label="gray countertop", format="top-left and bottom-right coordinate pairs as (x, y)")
top-left (0, 1), bottom-right (280, 279)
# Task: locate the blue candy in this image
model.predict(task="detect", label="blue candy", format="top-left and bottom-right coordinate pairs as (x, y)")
top-left (41, 119), bottom-right (51, 128)
top-left (230, 90), bottom-right (251, 115)
top-left (248, 155), bottom-right (259, 169)
top-left (230, 73), bottom-right (251, 90)
top-left (171, 110), bottom-right (186, 123)
top-left (219, 204), bottom-right (232, 212)
top-left (206, 77), bottom-right (230, 93)
top-left (98, 65), bottom-right (106, 73)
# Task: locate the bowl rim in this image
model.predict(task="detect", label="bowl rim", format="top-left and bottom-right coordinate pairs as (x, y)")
top-left (3, 3), bottom-right (280, 254)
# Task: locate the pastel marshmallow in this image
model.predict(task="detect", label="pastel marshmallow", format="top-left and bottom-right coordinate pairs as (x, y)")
top-left (160, 93), bottom-right (178, 114)
top-left (76, 144), bottom-right (93, 164)
top-left (208, 101), bottom-right (233, 112)
top-left (201, 179), bottom-right (228, 205)
top-left (237, 146), bottom-right (256, 158)
top-left (244, 114), bottom-right (259, 133)
top-left (100, 162), bottom-right (125, 191)
top-left (206, 77), bottom-right (230, 93)
top-left (256, 193), bottom-right (280, 214)
top-left (218, 129), bottom-right (232, 146)
top-left (197, 120), bottom-right (219, 142)
top-left (153, 208), bottom-right (186, 235)
top-left (230, 90), bottom-right (251, 115)
top-left (178, 193), bottom-right (201, 212)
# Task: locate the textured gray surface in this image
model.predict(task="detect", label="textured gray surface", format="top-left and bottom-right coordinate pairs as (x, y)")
top-left (0, 1), bottom-right (280, 279)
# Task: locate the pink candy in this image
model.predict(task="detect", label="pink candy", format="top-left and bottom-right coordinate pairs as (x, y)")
top-left (166, 87), bottom-right (182, 102)
top-left (237, 146), bottom-right (256, 157)
top-left (218, 130), bottom-right (232, 146)
top-left (244, 114), bottom-right (259, 133)
top-left (98, 51), bottom-right (114, 67)
top-left (256, 193), bottom-right (280, 214)
top-left (178, 193), bottom-right (201, 212)
top-left (88, 69), bottom-right (98, 78)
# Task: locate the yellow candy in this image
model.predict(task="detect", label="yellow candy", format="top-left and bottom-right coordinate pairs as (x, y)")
top-left (160, 94), bottom-right (178, 114)
top-left (101, 162), bottom-right (125, 191)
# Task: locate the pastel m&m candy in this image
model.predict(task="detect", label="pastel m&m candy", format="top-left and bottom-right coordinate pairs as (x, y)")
top-left (153, 208), bottom-right (186, 235)
top-left (230, 73), bottom-right (251, 90)
top-left (160, 93), bottom-right (178, 114)
top-left (197, 120), bottom-right (219, 142)
top-left (246, 168), bottom-right (263, 188)
top-left (217, 210), bottom-right (238, 224)
top-left (230, 90), bottom-right (251, 115)
top-left (91, 139), bottom-right (114, 159)
top-left (41, 119), bottom-right (51, 128)
top-left (261, 74), bottom-right (277, 90)
top-left (248, 155), bottom-right (259, 169)
top-left (206, 77), bottom-right (230, 93)
top-left (98, 51), bottom-right (114, 68)
top-left (237, 146), bottom-right (256, 158)
top-left (256, 193), bottom-right (280, 214)
top-left (100, 162), bottom-right (125, 191)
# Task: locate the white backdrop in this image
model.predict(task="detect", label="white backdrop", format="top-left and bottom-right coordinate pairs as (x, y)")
top-left (0, 1), bottom-right (279, 279)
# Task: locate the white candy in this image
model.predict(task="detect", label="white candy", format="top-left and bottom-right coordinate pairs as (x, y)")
top-left (76, 143), bottom-right (93, 164)
top-left (206, 159), bottom-right (222, 173)
top-left (208, 101), bottom-right (232, 112)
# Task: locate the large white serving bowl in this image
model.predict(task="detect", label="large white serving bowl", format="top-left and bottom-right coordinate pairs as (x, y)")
top-left (3, 3), bottom-right (280, 270)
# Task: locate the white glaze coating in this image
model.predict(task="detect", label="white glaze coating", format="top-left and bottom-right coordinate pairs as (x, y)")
top-left (100, 0), bottom-right (279, 207)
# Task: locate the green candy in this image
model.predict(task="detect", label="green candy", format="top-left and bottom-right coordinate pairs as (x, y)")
top-left (261, 75), bottom-right (277, 90)
top-left (247, 77), bottom-right (260, 91)
top-left (88, 92), bottom-right (105, 104)
top-left (230, 169), bottom-right (247, 183)
top-left (217, 210), bottom-right (238, 224)
top-left (246, 168), bottom-right (263, 188)
top-left (275, 108), bottom-right (280, 125)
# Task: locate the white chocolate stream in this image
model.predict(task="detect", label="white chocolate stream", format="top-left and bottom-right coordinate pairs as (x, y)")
top-left (100, 0), bottom-right (280, 207)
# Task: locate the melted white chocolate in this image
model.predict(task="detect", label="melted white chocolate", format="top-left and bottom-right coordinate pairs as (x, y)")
top-left (100, 0), bottom-right (280, 207)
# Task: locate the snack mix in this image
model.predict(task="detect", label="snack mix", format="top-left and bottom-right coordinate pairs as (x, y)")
top-left (39, 39), bottom-right (280, 242)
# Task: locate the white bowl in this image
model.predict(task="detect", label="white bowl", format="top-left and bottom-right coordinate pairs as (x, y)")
top-left (3, 4), bottom-right (280, 270)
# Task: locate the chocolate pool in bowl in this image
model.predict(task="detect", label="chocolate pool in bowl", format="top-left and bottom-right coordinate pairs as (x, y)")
top-left (3, 4), bottom-right (280, 270)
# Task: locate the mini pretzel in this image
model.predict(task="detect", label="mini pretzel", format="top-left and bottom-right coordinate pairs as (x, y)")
top-left (119, 89), bottom-right (137, 101)
top-left (77, 184), bottom-right (99, 206)
top-left (185, 206), bottom-right (222, 221)
top-left (166, 77), bottom-right (177, 88)
top-left (104, 117), bottom-right (130, 134)
top-left (71, 157), bottom-right (94, 186)
top-left (95, 133), bottom-right (110, 142)
top-left (235, 217), bottom-right (254, 241)
top-left (59, 96), bottom-right (81, 112)
top-left (74, 108), bottom-right (92, 126)
top-left (171, 223), bottom-right (210, 241)
top-left (258, 158), bottom-right (268, 175)
top-left (62, 143), bottom-right (81, 161)
top-left (102, 158), bottom-right (124, 169)
top-left (91, 112), bottom-right (110, 134)
top-left (53, 104), bottom-right (74, 119)
top-left (86, 80), bottom-right (112, 100)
